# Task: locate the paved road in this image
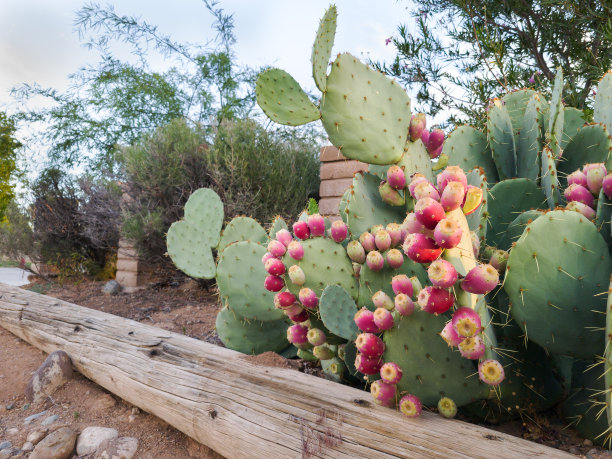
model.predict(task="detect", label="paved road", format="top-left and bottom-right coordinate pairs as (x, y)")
top-left (0, 268), bottom-right (31, 286)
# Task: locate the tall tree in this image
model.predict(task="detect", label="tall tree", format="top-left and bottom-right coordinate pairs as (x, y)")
top-left (0, 112), bottom-right (21, 219)
top-left (377, 0), bottom-right (612, 127)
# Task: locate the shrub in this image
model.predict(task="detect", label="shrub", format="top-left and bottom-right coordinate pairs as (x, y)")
top-left (0, 200), bottom-right (34, 261)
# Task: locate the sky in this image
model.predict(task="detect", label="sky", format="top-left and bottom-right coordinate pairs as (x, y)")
top-left (0, 0), bottom-right (414, 112)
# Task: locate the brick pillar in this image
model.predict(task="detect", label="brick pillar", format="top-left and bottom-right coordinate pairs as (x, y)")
top-left (115, 239), bottom-right (143, 292)
top-left (319, 146), bottom-right (368, 218)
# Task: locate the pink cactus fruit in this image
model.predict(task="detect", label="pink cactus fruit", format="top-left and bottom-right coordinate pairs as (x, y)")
top-left (564, 183), bottom-right (595, 208)
top-left (354, 307), bottom-right (380, 333)
top-left (415, 197), bottom-right (446, 229)
top-left (307, 213), bottom-right (326, 237)
top-left (427, 128), bottom-right (445, 154)
top-left (402, 213), bottom-right (433, 238)
top-left (366, 250), bottom-right (385, 271)
top-left (287, 324), bottom-right (309, 349)
top-left (374, 229), bottom-right (392, 251)
top-left (298, 288), bottom-right (318, 309)
top-left (427, 259), bottom-right (458, 288)
top-left (355, 333), bottom-right (385, 358)
top-left (346, 240), bottom-right (366, 264)
top-left (394, 294), bottom-right (415, 316)
top-left (293, 221), bottom-right (310, 240)
top-left (379, 181), bottom-right (405, 206)
top-left (267, 239), bottom-right (286, 258)
top-left (440, 181), bottom-right (465, 212)
top-left (451, 307), bottom-right (482, 338)
top-left (275, 229), bottom-right (293, 247)
top-left (567, 169), bottom-right (588, 188)
top-left (392, 274), bottom-right (413, 297)
top-left (411, 180), bottom-right (441, 201)
top-left (264, 275), bottom-right (284, 292)
top-left (436, 165), bottom-right (468, 194)
top-left (437, 397), bottom-right (457, 419)
top-left (307, 328), bottom-right (327, 346)
top-left (433, 218), bottom-right (463, 249)
top-left (408, 173), bottom-right (428, 196)
top-left (370, 224), bottom-right (384, 234)
top-left (287, 240), bottom-right (305, 260)
top-left (461, 264), bottom-right (499, 295)
top-left (380, 362), bottom-right (403, 384)
top-left (261, 251), bottom-right (275, 265)
top-left (402, 233), bottom-right (442, 263)
top-left (585, 163), bottom-right (607, 196)
top-left (428, 143), bottom-right (443, 159)
top-left (288, 265), bottom-right (305, 286)
top-left (283, 302), bottom-right (303, 317)
top-left (566, 200), bottom-right (597, 219)
top-left (399, 394), bottom-right (422, 418)
top-left (387, 165), bottom-right (407, 190)
top-left (359, 232), bottom-right (376, 252)
top-left (370, 380), bottom-right (397, 407)
top-left (417, 286), bottom-right (455, 314)
top-left (386, 249), bottom-right (404, 269)
top-left (409, 113), bottom-right (426, 142)
top-left (440, 321), bottom-right (463, 347)
top-left (478, 359), bottom-right (505, 386)
top-left (488, 249), bottom-right (508, 272)
top-left (330, 220), bottom-right (349, 243)
top-left (372, 290), bottom-right (394, 310)
top-left (274, 291), bottom-right (296, 309)
top-left (265, 258), bottom-right (286, 276)
top-left (286, 306), bottom-right (309, 323)
top-left (458, 335), bottom-right (486, 359)
top-left (386, 223), bottom-right (404, 247)
top-left (603, 173), bottom-right (612, 200)
top-left (354, 353), bottom-right (382, 375)
top-left (373, 307), bottom-right (395, 331)
top-left (420, 129), bottom-right (430, 147)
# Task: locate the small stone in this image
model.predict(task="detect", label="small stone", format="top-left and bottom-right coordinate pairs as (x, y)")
top-left (22, 404), bottom-right (29, 411)
top-left (569, 446), bottom-right (579, 455)
top-left (5, 403), bottom-right (14, 410)
top-left (76, 427), bottom-right (118, 456)
top-left (91, 394), bottom-right (116, 414)
top-left (26, 431), bottom-right (47, 445)
top-left (131, 407), bottom-right (140, 415)
top-left (127, 414), bottom-right (136, 423)
top-left (102, 280), bottom-right (121, 295)
top-left (30, 427), bottom-right (77, 459)
top-left (6, 429), bottom-right (18, 436)
top-left (583, 439), bottom-right (593, 447)
top-left (0, 448), bottom-right (18, 459)
top-left (94, 437), bottom-right (138, 459)
top-left (42, 415), bottom-right (59, 426)
top-left (25, 351), bottom-right (73, 404)
top-left (21, 442), bottom-right (33, 452)
top-left (0, 442), bottom-right (11, 451)
top-left (24, 410), bottom-right (47, 425)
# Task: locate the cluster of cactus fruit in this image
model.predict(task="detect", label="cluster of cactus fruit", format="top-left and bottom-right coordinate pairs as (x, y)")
top-left (166, 4), bottom-right (612, 447)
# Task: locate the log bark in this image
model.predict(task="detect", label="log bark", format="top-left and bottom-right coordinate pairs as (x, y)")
top-left (0, 284), bottom-right (571, 459)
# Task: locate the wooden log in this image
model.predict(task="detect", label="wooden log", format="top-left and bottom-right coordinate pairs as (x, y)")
top-left (0, 284), bottom-right (571, 459)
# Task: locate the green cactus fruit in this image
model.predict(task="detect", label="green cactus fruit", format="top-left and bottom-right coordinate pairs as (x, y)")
top-left (297, 349), bottom-right (319, 361)
top-left (557, 124), bottom-right (611, 184)
top-left (498, 210), bottom-right (543, 252)
top-left (320, 53), bottom-right (411, 165)
top-left (487, 99), bottom-right (517, 180)
top-left (547, 68), bottom-right (565, 161)
top-left (218, 216), bottom-right (268, 253)
top-left (465, 169), bottom-right (488, 240)
top-left (182, 188), bottom-right (224, 247)
top-left (311, 5), bottom-right (337, 92)
top-left (502, 88), bottom-right (537, 146)
top-left (383, 312), bottom-right (488, 406)
top-left (505, 210), bottom-right (610, 358)
top-left (540, 145), bottom-right (561, 209)
top-left (269, 216), bottom-right (288, 240)
top-left (561, 107), bottom-right (585, 150)
top-left (516, 94), bottom-right (543, 181)
top-left (594, 70), bottom-right (612, 135)
top-left (215, 307), bottom-right (289, 355)
top-left (486, 179), bottom-right (545, 247)
top-left (444, 126), bottom-right (497, 183)
top-left (216, 241), bottom-right (283, 321)
top-left (167, 220), bottom-right (217, 279)
top-left (255, 68), bottom-right (321, 126)
top-left (319, 285), bottom-right (359, 340)
top-left (321, 357), bottom-right (346, 382)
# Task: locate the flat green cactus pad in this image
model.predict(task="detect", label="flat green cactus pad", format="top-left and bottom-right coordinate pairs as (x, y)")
top-left (319, 285), bottom-right (359, 340)
top-left (311, 5), bottom-right (337, 92)
top-left (268, 216), bottom-right (288, 240)
top-left (548, 67), bottom-right (565, 161)
top-left (596, 190), bottom-right (612, 247)
top-left (444, 126), bottom-right (497, 183)
top-left (502, 89), bottom-right (537, 146)
top-left (516, 94), bottom-right (543, 181)
top-left (465, 168), bottom-right (488, 240)
top-left (505, 210), bottom-right (610, 358)
top-left (338, 189), bottom-right (350, 225)
top-left (541, 145), bottom-right (560, 209)
top-left (487, 100), bottom-right (517, 180)
top-left (167, 220), bottom-right (216, 279)
top-left (216, 241), bottom-right (283, 321)
top-left (594, 71), bottom-right (612, 135)
top-left (256, 68), bottom-right (321, 126)
top-left (182, 187), bottom-right (224, 248)
top-left (215, 307), bottom-right (289, 355)
top-left (561, 107), bottom-right (585, 150)
top-left (605, 276), bottom-right (612, 435)
top-left (398, 139), bottom-right (434, 183)
top-left (557, 124), bottom-right (611, 182)
top-left (498, 210), bottom-right (543, 252)
top-left (218, 216), bottom-right (268, 253)
top-left (320, 53), bottom-right (411, 165)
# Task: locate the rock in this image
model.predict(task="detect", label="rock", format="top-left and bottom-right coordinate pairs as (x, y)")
top-left (22, 404), bottom-right (29, 411)
top-left (178, 279), bottom-right (199, 292)
top-left (94, 437), bottom-right (138, 459)
top-left (569, 446), bottom-right (579, 455)
top-left (127, 414), bottom-right (137, 423)
top-left (0, 448), bottom-right (19, 458)
top-left (91, 394), bottom-right (116, 414)
top-left (26, 431), bottom-right (47, 445)
top-left (0, 442), bottom-right (11, 451)
top-left (102, 280), bottom-right (121, 295)
top-left (21, 442), bottom-right (33, 452)
top-left (5, 403), bottom-right (14, 410)
top-left (25, 351), bottom-right (73, 404)
top-left (76, 427), bottom-right (118, 456)
top-left (6, 429), bottom-right (17, 436)
top-left (30, 427), bottom-right (77, 459)
top-left (583, 439), bottom-right (594, 447)
top-left (131, 407), bottom-right (140, 415)
top-left (42, 415), bottom-right (59, 426)
top-left (24, 410), bottom-right (47, 425)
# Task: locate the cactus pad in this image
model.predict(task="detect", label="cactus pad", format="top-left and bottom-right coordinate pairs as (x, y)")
top-left (311, 5), bottom-right (337, 92)
top-left (465, 168), bottom-right (488, 239)
top-left (398, 139), bottom-right (434, 183)
top-left (487, 100), bottom-right (517, 180)
top-left (557, 124), bottom-right (611, 182)
top-left (218, 216), bottom-right (268, 252)
top-left (540, 145), bottom-right (560, 209)
top-left (561, 107), bottom-right (585, 150)
top-left (269, 216), bottom-right (288, 240)
top-left (319, 285), bottom-right (359, 340)
top-left (444, 126), bottom-right (497, 183)
top-left (502, 89), bottom-right (537, 145)
top-left (167, 220), bottom-right (216, 279)
top-left (594, 71), bottom-right (612, 135)
top-left (182, 188), bottom-right (224, 247)
top-left (516, 94), bottom-right (543, 181)
top-left (498, 210), bottom-right (543, 252)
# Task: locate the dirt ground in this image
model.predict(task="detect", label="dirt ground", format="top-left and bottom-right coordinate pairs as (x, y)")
top-left (1, 277), bottom-right (611, 458)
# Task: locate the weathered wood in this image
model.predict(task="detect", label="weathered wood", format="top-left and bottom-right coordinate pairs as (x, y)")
top-left (0, 284), bottom-right (571, 459)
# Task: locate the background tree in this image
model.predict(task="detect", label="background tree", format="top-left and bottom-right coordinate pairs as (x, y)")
top-left (0, 112), bottom-right (21, 219)
top-left (378, 0), bottom-right (612, 127)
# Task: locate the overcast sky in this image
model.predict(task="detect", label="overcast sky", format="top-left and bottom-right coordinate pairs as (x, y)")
top-left (0, 1), bottom-right (414, 112)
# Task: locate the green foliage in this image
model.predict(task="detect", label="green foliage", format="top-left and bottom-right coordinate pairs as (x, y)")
top-left (0, 200), bottom-right (33, 260)
top-left (0, 113), bottom-right (21, 219)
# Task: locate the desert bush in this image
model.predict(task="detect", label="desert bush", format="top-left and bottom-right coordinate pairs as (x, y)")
top-left (0, 200), bottom-right (34, 260)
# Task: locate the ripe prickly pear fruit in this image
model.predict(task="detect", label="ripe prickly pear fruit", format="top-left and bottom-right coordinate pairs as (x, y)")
top-left (355, 333), bottom-right (385, 358)
top-left (287, 240), bottom-right (305, 260)
top-left (274, 291), bottom-right (296, 309)
top-left (402, 213), bottom-right (433, 238)
top-left (440, 321), bottom-right (462, 347)
top-left (408, 173), bottom-right (428, 196)
top-left (267, 239), bottom-right (286, 258)
top-left (603, 173), bottom-right (612, 200)
top-left (286, 306), bottom-right (309, 323)
top-left (386, 249), bottom-right (404, 269)
top-left (313, 345), bottom-right (334, 360)
top-left (478, 359), bottom-right (505, 386)
top-left (265, 258), bottom-right (286, 276)
top-left (307, 328), bottom-right (327, 346)
top-left (366, 250), bottom-right (385, 271)
top-left (433, 218), bottom-right (463, 249)
top-left (330, 220), bottom-right (348, 243)
top-left (359, 232), bottom-right (376, 252)
top-left (461, 264), bottom-right (499, 295)
top-left (287, 324), bottom-right (309, 349)
top-left (379, 181), bottom-right (405, 206)
top-left (417, 286), bottom-right (455, 314)
top-left (293, 221), bottom-right (310, 240)
top-left (387, 165), bottom-right (407, 190)
top-left (567, 169), bottom-right (588, 188)
top-left (436, 166), bottom-right (468, 194)
top-left (261, 252), bottom-right (275, 265)
top-left (370, 380), bottom-right (397, 407)
top-left (452, 307), bottom-right (481, 338)
top-left (428, 143), bottom-right (443, 159)
top-left (354, 353), bottom-right (382, 375)
top-left (462, 185), bottom-right (484, 216)
top-left (394, 294), bottom-right (415, 316)
top-left (354, 307), bottom-right (380, 333)
top-left (371, 224), bottom-right (384, 234)
top-left (458, 335), bottom-right (485, 359)
top-left (392, 274), bottom-right (413, 297)
top-left (403, 233), bottom-right (442, 263)
top-left (264, 275), bottom-right (284, 292)
top-left (411, 180), bottom-right (441, 201)
top-left (585, 164), bottom-right (607, 195)
top-left (275, 229), bottom-right (293, 247)
top-left (440, 181), bottom-right (465, 212)
top-left (372, 290), bottom-right (394, 310)
top-left (420, 129), bottom-right (430, 146)
top-left (437, 397), bottom-right (457, 418)
top-left (386, 223), bottom-right (404, 247)
top-left (374, 229), bottom-right (392, 251)
top-left (373, 308), bottom-right (394, 331)
top-left (564, 183), bottom-right (594, 208)
top-left (409, 113), bottom-right (426, 142)
top-left (380, 362), bottom-right (403, 384)
top-left (488, 249), bottom-right (508, 272)
top-left (298, 288), bottom-right (318, 309)
top-left (415, 197), bottom-right (446, 229)
top-left (307, 214), bottom-right (326, 237)
top-left (427, 259), bottom-right (458, 288)
top-left (288, 265), bottom-right (306, 286)
top-left (427, 128), bottom-right (445, 154)
top-left (347, 240), bottom-right (366, 263)
top-left (399, 394), bottom-right (422, 418)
